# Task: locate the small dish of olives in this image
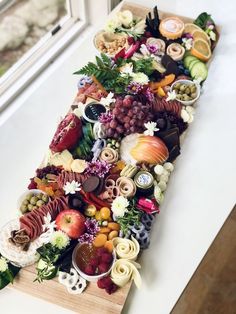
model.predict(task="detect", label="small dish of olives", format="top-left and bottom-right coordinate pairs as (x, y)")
top-left (17, 189), bottom-right (50, 214)
top-left (171, 79), bottom-right (200, 106)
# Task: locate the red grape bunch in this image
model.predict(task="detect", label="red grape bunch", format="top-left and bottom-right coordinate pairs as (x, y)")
top-left (103, 95), bottom-right (154, 139)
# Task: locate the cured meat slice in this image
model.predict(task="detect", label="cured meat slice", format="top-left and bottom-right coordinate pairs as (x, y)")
top-left (19, 196), bottom-right (69, 240)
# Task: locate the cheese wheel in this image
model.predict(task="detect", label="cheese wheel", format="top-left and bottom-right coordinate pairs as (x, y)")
top-left (159, 17), bottom-right (184, 39)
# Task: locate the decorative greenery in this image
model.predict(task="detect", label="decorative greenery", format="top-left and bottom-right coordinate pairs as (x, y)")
top-left (74, 54), bottom-right (155, 94)
top-left (0, 255), bottom-right (21, 290)
top-left (116, 200), bottom-right (142, 234)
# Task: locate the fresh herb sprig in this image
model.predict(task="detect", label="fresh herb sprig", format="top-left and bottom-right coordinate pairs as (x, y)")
top-left (117, 200), bottom-right (142, 235)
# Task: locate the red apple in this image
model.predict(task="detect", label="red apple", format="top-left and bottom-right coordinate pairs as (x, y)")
top-left (55, 209), bottom-right (86, 239)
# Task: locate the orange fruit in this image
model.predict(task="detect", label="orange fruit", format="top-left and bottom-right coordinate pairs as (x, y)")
top-left (99, 227), bottom-right (111, 234)
top-left (100, 207), bottom-right (111, 220)
top-left (184, 23), bottom-right (202, 35)
top-left (191, 38), bottom-right (211, 62)
top-left (107, 222), bottom-right (120, 231)
top-left (192, 29), bottom-right (211, 46)
top-left (104, 240), bottom-right (113, 253)
top-left (93, 234), bottom-right (107, 247)
top-left (95, 211), bottom-right (102, 221)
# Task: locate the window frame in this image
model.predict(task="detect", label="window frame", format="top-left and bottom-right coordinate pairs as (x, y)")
top-left (0, 0), bottom-right (88, 112)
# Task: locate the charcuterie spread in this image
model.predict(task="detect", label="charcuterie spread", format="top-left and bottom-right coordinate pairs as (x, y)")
top-left (0, 3), bottom-right (218, 313)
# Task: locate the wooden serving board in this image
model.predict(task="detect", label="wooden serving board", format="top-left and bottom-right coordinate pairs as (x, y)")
top-left (8, 1), bottom-right (220, 313)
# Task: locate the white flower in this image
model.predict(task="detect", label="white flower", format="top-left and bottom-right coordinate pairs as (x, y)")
top-left (166, 90), bottom-right (177, 101)
top-left (132, 19), bottom-right (146, 36)
top-left (50, 231), bottom-right (70, 249)
top-left (117, 10), bottom-right (133, 28)
top-left (139, 44), bottom-right (150, 57)
top-left (111, 196), bottom-right (129, 218)
top-left (120, 63), bottom-right (134, 76)
top-left (63, 180), bottom-right (81, 195)
top-left (100, 92), bottom-right (116, 109)
top-left (131, 72), bottom-right (149, 84)
top-left (105, 18), bottom-right (121, 33)
top-left (144, 121), bottom-right (159, 136)
top-left (0, 256), bottom-right (8, 272)
top-left (182, 37), bottom-right (193, 50)
top-left (39, 213), bottom-right (56, 244)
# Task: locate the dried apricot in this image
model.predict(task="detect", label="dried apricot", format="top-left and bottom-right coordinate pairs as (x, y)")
top-left (99, 227), bottom-right (111, 234)
top-left (93, 234), bottom-right (107, 247)
top-left (107, 222), bottom-right (120, 231)
top-left (108, 230), bottom-right (118, 240)
top-left (104, 240), bottom-right (114, 253)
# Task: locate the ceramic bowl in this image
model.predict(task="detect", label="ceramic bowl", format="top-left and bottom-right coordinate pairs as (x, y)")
top-left (17, 189), bottom-right (48, 214)
top-left (72, 243), bottom-right (116, 282)
top-left (170, 79), bottom-right (200, 106)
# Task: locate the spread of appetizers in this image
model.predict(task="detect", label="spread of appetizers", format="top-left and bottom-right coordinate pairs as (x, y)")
top-left (0, 6), bottom-right (218, 296)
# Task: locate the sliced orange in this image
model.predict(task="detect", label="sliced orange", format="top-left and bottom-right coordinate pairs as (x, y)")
top-left (184, 23), bottom-right (202, 35)
top-left (191, 38), bottom-right (211, 62)
top-left (192, 29), bottom-right (211, 46)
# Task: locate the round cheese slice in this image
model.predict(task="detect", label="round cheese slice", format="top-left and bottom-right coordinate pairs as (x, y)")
top-left (0, 219), bottom-right (40, 267)
top-left (159, 17), bottom-right (184, 39)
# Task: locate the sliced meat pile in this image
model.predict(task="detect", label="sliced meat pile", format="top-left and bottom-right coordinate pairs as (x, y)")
top-left (152, 97), bottom-right (182, 117)
top-left (76, 82), bottom-right (106, 103)
top-left (57, 170), bottom-right (89, 190)
top-left (19, 196), bottom-right (68, 241)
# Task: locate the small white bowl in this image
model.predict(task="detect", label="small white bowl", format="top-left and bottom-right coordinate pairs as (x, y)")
top-left (17, 189), bottom-right (48, 213)
top-left (170, 79), bottom-right (200, 106)
top-left (93, 30), bottom-right (128, 57)
top-left (72, 243), bottom-right (116, 282)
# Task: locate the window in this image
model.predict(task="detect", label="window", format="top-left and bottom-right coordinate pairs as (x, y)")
top-left (0, 0), bottom-right (87, 112)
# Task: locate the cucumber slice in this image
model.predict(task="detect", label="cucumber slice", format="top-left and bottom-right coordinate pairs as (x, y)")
top-left (184, 56), bottom-right (198, 69)
top-left (189, 60), bottom-right (201, 71)
top-left (190, 62), bottom-right (208, 81)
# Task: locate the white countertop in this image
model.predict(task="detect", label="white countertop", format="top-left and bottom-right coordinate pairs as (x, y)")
top-left (0, 0), bottom-right (236, 313)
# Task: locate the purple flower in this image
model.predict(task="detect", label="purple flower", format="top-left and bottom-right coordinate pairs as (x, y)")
top-left (85, 218), bottom-right (100, 235)
top-left (145, 87), bottom-right (155, 102)
top-left (182, 32), bottom-right (193, 39)
top-left (78, 233), bottom-right (94, 244)
top-left (126, 82), bottom-right (143, 94)
top-left (98, 111), bottom-right (113, 123)
top-left (146, 43), bottom-right (158, 54)
top-left (85, 160), bottom-right (112, 177)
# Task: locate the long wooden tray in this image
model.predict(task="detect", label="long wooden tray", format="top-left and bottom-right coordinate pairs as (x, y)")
top-left (9, 1), bottom-right (219, 313)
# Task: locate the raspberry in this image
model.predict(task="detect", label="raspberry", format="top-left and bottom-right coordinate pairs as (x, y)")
top-left (105, 283), bottom-right (118, 295)
top-left (89, 257), bottom-right (100, 268)
top-left (96, 247), bottom-right (108, 257)
top-left (100, 253), bottom-right (113, 264)
top-left (98, 262), bottom-right (110, 274)
top-left (84, 265), bottom-right (95, 275)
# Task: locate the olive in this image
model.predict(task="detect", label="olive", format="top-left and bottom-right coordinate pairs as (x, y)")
top-left (180, 84), bottom-right (187, 91)
top-left (176, 94), bottom-right (182, 100)
top-left (190, 85), bottom-right (197, 93)
top-left (174, 83), bottom-right (181, 89)
top-left (37, 193), bottom-right (44, 200)
top-left (20, 205), bottom-right (28, 214)
top-left (33, 206), bottom-right (38, 210)
top-left (26, 193), bottom-right (33, 201)
top-left (191, 92), bottom-right (197, 99)
top-left (23, 199), bottom-right (29, 206)
top-left (27, 204), bottom-right (34, 211)
top-left (36, 200), bottom-right (44, 207)
top-left (42, 194), bottom-right (49, 203)
top-left (185, 87), bottom-right (191, 95)
top-left (30, 196), bottom-right (38, 205)
top-left (183, 95), bottom-right (190, 101)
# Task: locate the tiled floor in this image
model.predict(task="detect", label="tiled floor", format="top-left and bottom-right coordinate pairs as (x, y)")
top-left (171, 205), bottom-right (236, 314)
